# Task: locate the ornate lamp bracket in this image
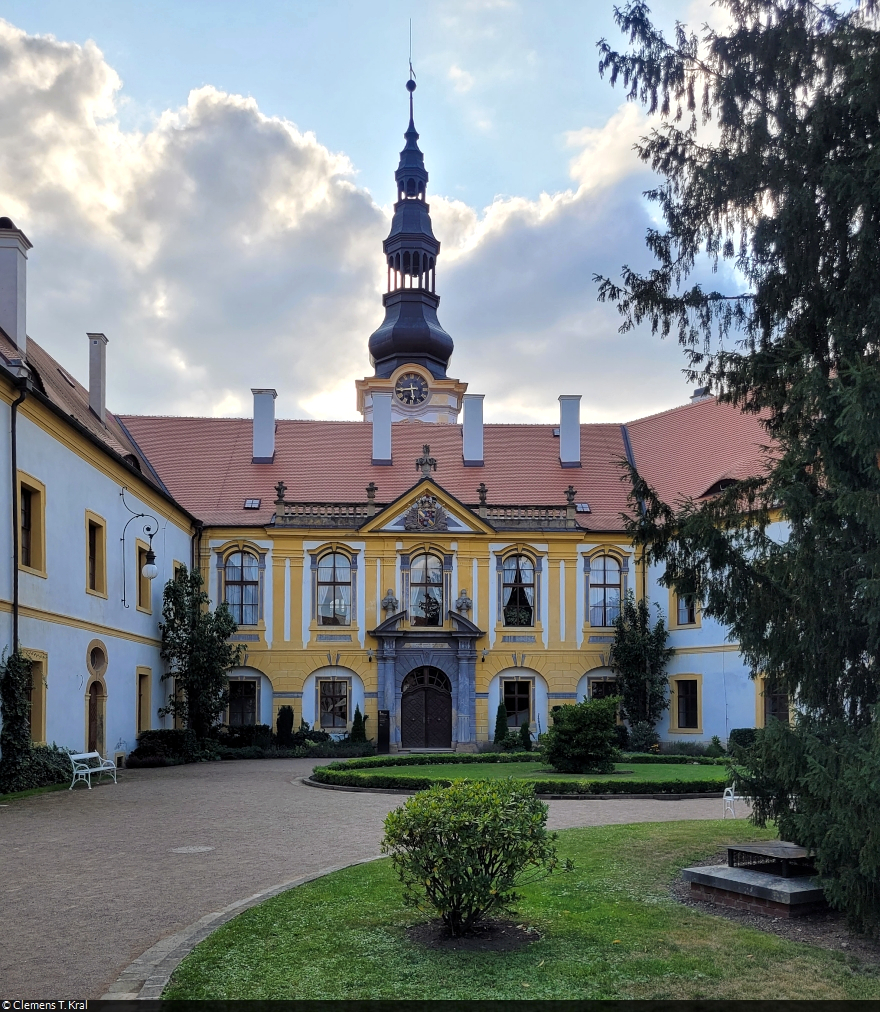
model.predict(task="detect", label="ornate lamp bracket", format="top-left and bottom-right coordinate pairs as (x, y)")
top-left (120, 487), bottom-right (160, 608)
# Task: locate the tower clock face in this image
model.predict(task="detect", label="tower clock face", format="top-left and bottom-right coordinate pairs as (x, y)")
top-left (395, 372), bottom-right (429, 406)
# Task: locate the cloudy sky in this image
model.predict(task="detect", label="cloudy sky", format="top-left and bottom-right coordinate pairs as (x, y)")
top-left (0, 0), bottom-right (730, 423)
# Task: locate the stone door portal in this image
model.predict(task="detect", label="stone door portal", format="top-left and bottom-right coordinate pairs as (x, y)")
top-left (400, 667), bottom-right (452, 749)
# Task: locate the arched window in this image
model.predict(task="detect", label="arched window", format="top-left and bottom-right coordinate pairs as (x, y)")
top-left (317, 552), bottom-right (351, 626)
top-left (502, 555), bottom-right (535, 626)
top-left (589, 555), bottom-right (621, 627)
top-left (410, 553), bottom-right (443, 626)
top-left (225, 550), bottom-right (259, 626)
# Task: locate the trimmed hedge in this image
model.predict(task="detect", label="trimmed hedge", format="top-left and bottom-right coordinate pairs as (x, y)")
top-left (314, 752), bottom-right (725, 773)
top-left (622, 753), bottom-right (726, 766)
top-left (317, 752), bottom-right (538, 772)
top-left (310, 766), bottom-right (725, 795)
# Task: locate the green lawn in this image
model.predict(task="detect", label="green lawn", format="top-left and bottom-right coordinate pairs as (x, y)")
top-left (163, 821), bottom-right (880, 1000)
top-left (334, 761), bottom-right (728, 784)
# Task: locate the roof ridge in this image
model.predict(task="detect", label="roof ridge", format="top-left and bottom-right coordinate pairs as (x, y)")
top-left (626, 395), bottom-right (717, 426)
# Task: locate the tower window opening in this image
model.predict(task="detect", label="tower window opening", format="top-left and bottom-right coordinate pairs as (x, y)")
top-left (407, 178), bottom-right (416, 196)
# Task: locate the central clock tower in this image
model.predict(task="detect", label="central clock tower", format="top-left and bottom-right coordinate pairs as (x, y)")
top-left (357, 77), bottom-right (467, 424)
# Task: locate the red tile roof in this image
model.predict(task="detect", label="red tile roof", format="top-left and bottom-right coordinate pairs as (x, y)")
top-left (626, 396), bottom-right (771, 506)
top-left (120, 400), bottom-right (771, 532)
top-left (0, 335), bottom-right (169, 492)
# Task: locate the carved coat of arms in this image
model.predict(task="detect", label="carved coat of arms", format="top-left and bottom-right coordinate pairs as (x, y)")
top-left (404, 494), bottom-right (448, 532)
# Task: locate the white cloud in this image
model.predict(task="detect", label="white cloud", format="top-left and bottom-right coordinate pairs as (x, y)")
top-left (447, 64), bottom-right (475, 94)
top-left (0, 17), bottom-right (697, 428)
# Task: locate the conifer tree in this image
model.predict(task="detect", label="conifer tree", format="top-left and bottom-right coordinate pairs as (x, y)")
top-left (350, 704), bottom-right (368, 743)
top-left (610, 592), bottom-right (674, 728)
top-left (596, 0), bottom-right (880, 930)
top-left (159, 566), bottom-right (244, 740)
top-left (493, 702), bottom-right (509, 745)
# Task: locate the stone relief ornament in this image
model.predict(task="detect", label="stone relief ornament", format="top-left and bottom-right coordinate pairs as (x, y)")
top-left (404, 494), bottom-right (449, 532)
top-left (381, 589), bottom-right (400, 615)
top-left (454, 589), bottom-right (473, 616)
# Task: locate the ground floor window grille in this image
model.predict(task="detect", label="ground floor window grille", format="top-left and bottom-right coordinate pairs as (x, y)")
top-left (319, 680), bottom-right (348, 728)
top-left (503, 679), bottom-right (531, 727)
top-left (229, 680), bottom-right (257, 726)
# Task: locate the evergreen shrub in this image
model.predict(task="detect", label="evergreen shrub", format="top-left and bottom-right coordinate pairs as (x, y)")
top-left (493, 703), bottom-right (508, 745)
top-left (728, 728), bottom-right (758, 752)
top-left (628, 721), bottom-right (661, 753)
top-left (541, 697), bottom-right (620, 774)
top-left (518, 721), bottom-right (532, 751)
top-left (349, 705), bottom-right (368, 744)
top-left (0, 743), bottom-right (73, 794)
top-left (381, 780), bottom-right (563, 936)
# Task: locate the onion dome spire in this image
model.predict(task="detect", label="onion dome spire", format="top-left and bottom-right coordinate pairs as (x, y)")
top-left (368, 76), bottom-right (453, 379)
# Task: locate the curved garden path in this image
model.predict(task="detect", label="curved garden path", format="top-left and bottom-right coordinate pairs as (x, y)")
top-left (0, 758), bottom-right (744, 999)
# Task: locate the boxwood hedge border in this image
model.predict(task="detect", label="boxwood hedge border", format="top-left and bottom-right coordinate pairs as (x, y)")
top-left (309, 752), bottom-right (728, 796)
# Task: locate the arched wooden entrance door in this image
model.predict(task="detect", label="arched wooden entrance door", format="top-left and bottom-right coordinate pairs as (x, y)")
top-left (400, 667), bottom-right (452, 749)
top-left (87, 682), bottom-right (100, 752)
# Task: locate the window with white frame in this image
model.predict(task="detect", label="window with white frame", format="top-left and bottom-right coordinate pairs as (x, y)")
top-left (317, 552), bottom-right (352, 626)
top-left (410, 553), bottom-right (443, 626)
top-left (502, 555), bottom-right (535, 627)
top-left (588, 555), bottom-right (622, 626)
top-left (676, 594), bottom-right (697, 625)
top-left (225, 550), bottom-right (260, 625)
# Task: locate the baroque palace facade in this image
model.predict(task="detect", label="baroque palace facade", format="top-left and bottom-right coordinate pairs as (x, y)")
top-left (0, 81), bottom-right (778, 757)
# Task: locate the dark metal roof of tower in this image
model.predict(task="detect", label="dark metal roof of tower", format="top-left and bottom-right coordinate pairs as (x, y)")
top-left (368, 77), bottom-right (454, 379)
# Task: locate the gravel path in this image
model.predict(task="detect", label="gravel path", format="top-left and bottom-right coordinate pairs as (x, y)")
top-left (0, 759), bottom-right (746, 1000)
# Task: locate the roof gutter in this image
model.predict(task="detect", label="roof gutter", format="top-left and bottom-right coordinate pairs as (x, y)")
top-left (10, 378), bottom-right (27, 653)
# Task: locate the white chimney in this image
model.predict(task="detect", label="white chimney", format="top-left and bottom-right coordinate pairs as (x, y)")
top-left (0, 218), bottom-right (32, 354)
top-left (559, 395), bottom-right (581, 468)
top-left (88, 333), bottom-right (108, 422)
top-left (372, 391), bottom-right (392, 465)
top-left (252, 388), bottom-right (277, 463)
top-left (462, 393), bottom-right (484, 466)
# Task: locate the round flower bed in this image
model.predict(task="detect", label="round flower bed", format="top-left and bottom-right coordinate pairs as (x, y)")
top-left (309, 752), bottom-right (729, 796)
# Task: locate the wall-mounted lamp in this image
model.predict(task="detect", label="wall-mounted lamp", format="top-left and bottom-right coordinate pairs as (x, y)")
top-left (120, 486), bottom-right (161, 608)
top-left (367, 648), bottom-right (374, 663)
top-left (481, 648), bottom-right (488, 663)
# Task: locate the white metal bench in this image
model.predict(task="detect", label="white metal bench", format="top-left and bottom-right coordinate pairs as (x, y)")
top-left (69, 751), bottom-right (118, 790)
top-left (722, 783), bottom-right (748, 818)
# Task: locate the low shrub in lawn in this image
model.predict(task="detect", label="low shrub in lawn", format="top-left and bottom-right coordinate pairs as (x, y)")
top-left (381, 780), bottom-right (565, 936)
top-left (628, 720), bottom-right (661, 753)
top-left (541, 696), bottom-right (619, 773)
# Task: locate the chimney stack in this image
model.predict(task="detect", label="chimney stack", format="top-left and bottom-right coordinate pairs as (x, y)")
top-left (0, 218), bottom-right (32, 354)
top-left (88, 333), bottom-right (108, 422)
top-left (462, 393), bottom-right (484, 466)
top-left (559, 395), bottom-right (581, 468)
top-left (252, 388), bottom-right (277, 463)
top-left (371, 392), bottom-right (392, 465)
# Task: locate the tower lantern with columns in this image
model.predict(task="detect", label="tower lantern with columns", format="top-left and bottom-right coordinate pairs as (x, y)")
top-left (357, 76), bottom-right (467, 424)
